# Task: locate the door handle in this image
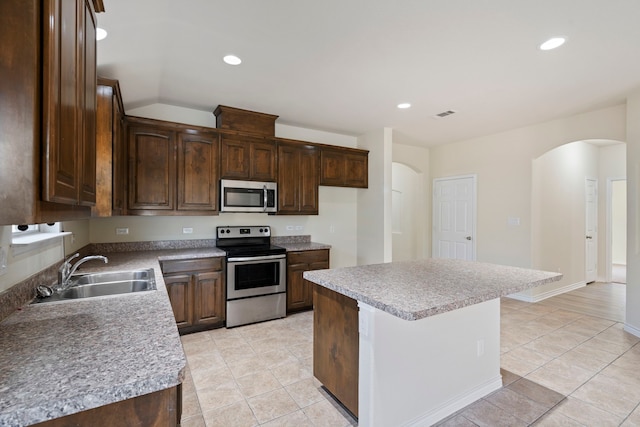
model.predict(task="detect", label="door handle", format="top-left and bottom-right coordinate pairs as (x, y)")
top-left (586, 235), bottom-right (593, 239)
top-left (466, 236), bottom-right (472, 241)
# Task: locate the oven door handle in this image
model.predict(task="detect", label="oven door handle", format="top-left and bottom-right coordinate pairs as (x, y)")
top-left (228, 254), bottom-right (286, 262)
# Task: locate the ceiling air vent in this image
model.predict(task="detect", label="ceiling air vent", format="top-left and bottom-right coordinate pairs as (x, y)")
top-left (433, 110), bottom-right (457, 119)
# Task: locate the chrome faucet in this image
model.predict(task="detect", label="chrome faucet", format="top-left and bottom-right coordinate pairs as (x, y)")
top-left (57, 253), bottom-right (109, 291)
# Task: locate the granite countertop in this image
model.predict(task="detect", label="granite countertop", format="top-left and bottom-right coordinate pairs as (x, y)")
top-left (0, 248), bottom-right (224, 427)
top-left (277, 242), bottom-right (331, 252)
top-left (304, 258), bottom-right (562, 321)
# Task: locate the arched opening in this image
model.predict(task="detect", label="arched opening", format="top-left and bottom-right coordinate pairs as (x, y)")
top-left (392, 162), bottom-right (424, 261)
top-left (531, 139), bottom-right (626, 299)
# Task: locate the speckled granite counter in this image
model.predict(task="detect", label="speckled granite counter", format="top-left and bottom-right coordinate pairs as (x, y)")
top-left (0, 248), bottom-right (225, 427)
top-left (304, 258), bottom-right (562, 320)
top-left (306, 258), bottom-right (562, 426)
top-left (271, 235), bottom-right (331, 252)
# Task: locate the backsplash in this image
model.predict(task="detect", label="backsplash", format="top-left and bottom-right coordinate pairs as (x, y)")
top-left (272, 235), bottom-right (311, 244)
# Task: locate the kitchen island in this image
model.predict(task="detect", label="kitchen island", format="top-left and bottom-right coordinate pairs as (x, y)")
top-left (304, 258), bottom-right (562, 427)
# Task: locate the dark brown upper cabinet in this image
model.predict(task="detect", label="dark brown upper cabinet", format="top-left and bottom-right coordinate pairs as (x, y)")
top-left (0, 0), bottom-right (102, 225)
top-left (219, 135), bottom-right (277, 182)
top-left (277, 140), bottom-right (319, 215)
top-left (93, 78), bottom-right (126, 217)
top-left (320, 147), bottom-right (369, 188)
top-left (126, 116), bottom-right (219, 216)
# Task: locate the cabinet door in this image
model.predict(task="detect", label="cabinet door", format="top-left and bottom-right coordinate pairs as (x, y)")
top-left (220, 137), bottom-right (250, 179)
top-left (250, 141), bottom-right (277, 181)
top-left (193, 271), bottom-right (225, 326)
top-left (79, 0), bottom-right (97, 206)
top-left (319, 150), bottom-right (344, 187)
top-left (287, 262), bottom-right (310, 313)
top-left (299, 146), bottom-right (319, 214)
top-left (112, 90), bottom-right (125, 214)
top-left (177, 132), bottom-right (219, 211)
top-left (277, 144), bottom-right (300, 213)
top-left (127, 126), bottom-right (176, 210)
top-left (164, 274), bottom-right (193, 329)
top-left (42, 0), bottom-right (82, 204)
top-left (344, 153), bottom-right (368, 188)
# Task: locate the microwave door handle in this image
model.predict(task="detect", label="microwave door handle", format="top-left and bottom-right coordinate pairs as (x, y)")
top-left (263, 185), bottom-right (268, 212)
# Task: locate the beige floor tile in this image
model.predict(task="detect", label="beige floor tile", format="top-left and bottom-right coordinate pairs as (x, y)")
top-left (182, 338), bottom-right (219, 357)
top-left (182, 391), bottom-right (202, 419)
top-left (247, 388), bottom-right (300, 424)
top-left (571, 374), bottom-right (639, 418)
top-left (235, 370), bottom-right (282, 398)
top-left (202, 400), bottom-right (258, 427)
top-left (525, 359), bottom-right (594, 395)
top-left (532, 409), bottom-right (584, 426)
top-left (434, 413), bottom-right (478, 426)
top-left (506, 378), bottom-right (565, 408)
top-left (255, 348), bottom-right (299, 369)
top-left (181, 331), bottom-right (211, 345)
top-left (186, 350), bottom-right (227, 373)
top-left (218, 341), bottom-right (256, 361)
top-left (599, 364), bottom-right (640, 399)
top-left (259, 410), bottom-right (314, 427)
top-left (555, 347), bottom-right (613, 373)
top-left (197, 380), bottom-right (244, 412)
top-left (501, 346), bottom-right (554, 376)
top-left (302, 399), bottom-right (355, 427)
top-left (459, 399), bottom-right (528, 426)
top-left (181, 414), bottom-right (207, 427)
top-left (285, 378), bottom-right (325, 407)
top-left (288, 340), bottom-right (313, 359)
top-left (227, 353), bottom-right (271, 378)
top-left (622, 404), bottom-right (640, 426)
top-left (271, 359), bottom-right (312, 386)
top-left (486, 388), bottom-right (549, 423)
top-left (523, 335), bottom-right (575, 358)
top-left (554, 396), bottom-right (624, 427)
top-left (191, 365), bottom-right (235, 391)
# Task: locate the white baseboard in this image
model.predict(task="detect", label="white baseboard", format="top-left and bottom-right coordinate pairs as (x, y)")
top-left (624, 323), bottom-right (640, 338)
top-left (403, 375), bottom-right (503, 427)
top-left (507, 281), bottom-right (586, 303)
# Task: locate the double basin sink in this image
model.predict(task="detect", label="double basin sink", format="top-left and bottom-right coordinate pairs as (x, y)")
top-left (34, 268), bottom-right (157, 304)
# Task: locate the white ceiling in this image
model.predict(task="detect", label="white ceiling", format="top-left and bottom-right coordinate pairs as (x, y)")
top-left (96, 0), bottom-right (640, 147)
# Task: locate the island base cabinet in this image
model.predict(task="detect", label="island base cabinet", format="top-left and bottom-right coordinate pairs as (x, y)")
top-left (32, 386), bottom-right (180, 427)
top-left (313, 285), bottom-right (359, 417)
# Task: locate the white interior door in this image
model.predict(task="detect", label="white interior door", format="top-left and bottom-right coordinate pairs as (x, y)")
top-left (585, 178), bottom-right (598, 283)
top-left (432, 176), bottom-right (476, 260)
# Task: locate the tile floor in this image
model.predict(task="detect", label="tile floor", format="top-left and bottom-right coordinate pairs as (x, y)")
top-left (180, 294), bottom-right (640, 426)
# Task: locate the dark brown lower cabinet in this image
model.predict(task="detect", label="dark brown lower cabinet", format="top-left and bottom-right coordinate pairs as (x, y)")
top-left (313, 285), bottom-right (359, 417)
top-left (286, 249), bottom-right (329, 313)
top-left (32, 385), bottom-right (180, 427)
top-left (161, 257), bottom-right (225, 334)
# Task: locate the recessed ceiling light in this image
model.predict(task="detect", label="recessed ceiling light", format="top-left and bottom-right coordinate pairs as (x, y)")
top-left (539, 37), bottom-right (565, 51)
top-left (223, 55), bottom-right (242, 65)
top-left (397, 103), bottom-right (411, 109)
top-left (96, 27), bottom-right (107, 41)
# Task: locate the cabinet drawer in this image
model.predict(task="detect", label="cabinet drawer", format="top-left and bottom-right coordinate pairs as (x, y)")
top-left (161, 257), bottom-right (223, 274)
top-left (288, 249), bottom-right (329, 266)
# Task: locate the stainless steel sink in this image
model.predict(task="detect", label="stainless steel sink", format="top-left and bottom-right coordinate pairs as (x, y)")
top-left (33, 268), bottom-right (157, 303)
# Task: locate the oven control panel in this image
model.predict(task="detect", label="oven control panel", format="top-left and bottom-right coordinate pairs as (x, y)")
top-left (217, 226), bottom-right (271, 239)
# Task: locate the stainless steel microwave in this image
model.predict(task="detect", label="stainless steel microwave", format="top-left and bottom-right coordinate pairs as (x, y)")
top-left (220, 179), bottom-right (277, 213)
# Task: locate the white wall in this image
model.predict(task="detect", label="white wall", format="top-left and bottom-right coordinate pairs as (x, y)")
top-left (528, 142), bottom-right (599, 299)
top-left (430, 105), bottom-right (626, 279)
top-left (625, 88), bottom-right (640, 335)
top-left (357, 128), bottom-right (393, 265)
top-left (393, 143), bottom-right (430, 259)
top-left (612, 180), bottom-right (627, 265)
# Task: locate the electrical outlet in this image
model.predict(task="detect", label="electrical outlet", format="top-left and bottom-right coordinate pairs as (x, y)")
top-left (295, 225), bottom-right (303, 231)
top-left (182, 227), bottom-right (193, 234)
top-left (477, 339), bottom-right (485, 357)
top-left (286, 225), bottom-right (294, 231)
top-left (330, 225), bottom-right (335, 234)
top-left (115, 227), bottom-right (129, 235)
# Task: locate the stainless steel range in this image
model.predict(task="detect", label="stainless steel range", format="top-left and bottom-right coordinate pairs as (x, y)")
top-left (216, 226), bottom-right (287, 328)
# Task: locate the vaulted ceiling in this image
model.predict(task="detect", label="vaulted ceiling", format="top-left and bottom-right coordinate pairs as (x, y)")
top-left (96, 0), bottom-right (640, 147)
